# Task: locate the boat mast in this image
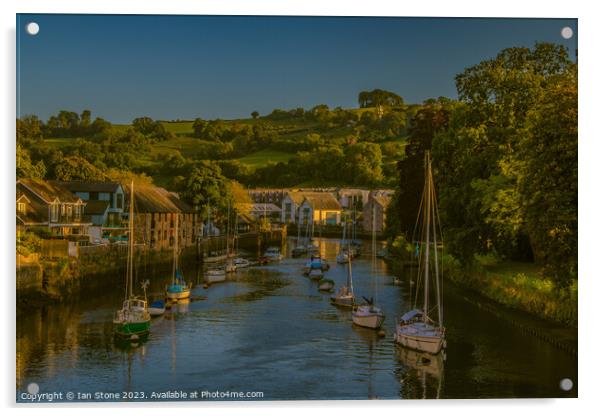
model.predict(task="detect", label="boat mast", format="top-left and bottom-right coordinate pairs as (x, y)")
top-left (226, 199), bottom-right (231, 256)
top-left (423, 153), bottom-right (431, 323)
top-left (430, 160), bottom-right (442, 327)
top-left (371, 203), bottom-right (377, 305)
top-left (172, 213), bottom-right (178, 285)
top-left (347, 240), bottom-right (354, 295)
top-left (126, 180), bottom-right (134, 299)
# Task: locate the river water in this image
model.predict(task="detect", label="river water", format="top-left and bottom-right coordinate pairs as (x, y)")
top-left (16, 237), bottom-right (577, 401)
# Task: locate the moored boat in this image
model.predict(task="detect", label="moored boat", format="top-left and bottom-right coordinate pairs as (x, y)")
top-left (113, 182), bottom-right (151, 339)
top-left (148, 299), bottom-right (166, 317)
top-left (205, 267), bottom-right (227, 284)
top-left (395, 152), bottom-right (446, 354)
top-left (330, 247), bottom-right (355, 308)
top-left (318, 278), bottom-right (335, 291)
top-left (233, 257), bottom-right (250, 268)
top-left (352, 298), bottom-right (385, 329)
top-left (166, 216), bottom-right (192, 301)
top-left (309, 268), bottom-right (323, 280)
top-left (263, 247), bottom-right (283, 262)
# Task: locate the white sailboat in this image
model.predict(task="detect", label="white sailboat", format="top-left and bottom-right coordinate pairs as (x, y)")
top-left (205, 267), bottom-right (227, 283)
top-left (394, 152), bottom-right (446, 355)
top-left (330, 243), bottom-right (355, 308)
top-left (113, 181), bottom-right (151, 339)
top-left (352, 204), bottom-right (385, 329)
top-left (336, 217), bottom-right (350, 264)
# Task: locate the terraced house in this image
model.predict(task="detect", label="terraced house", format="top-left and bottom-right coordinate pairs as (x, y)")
top-left (52, 181), bottom-right (127, 242)
top-left (16, 178), bottom-right (91, 239)
top-left (123, 184), bottom-right (201, 251)
top-left (280, 191), bottom-right (342, 225)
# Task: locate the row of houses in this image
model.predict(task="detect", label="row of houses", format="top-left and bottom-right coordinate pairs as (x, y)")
top-left (248, 188), bottom-right (394, 232)
top-left (16, 178), bottom-right (204, 251)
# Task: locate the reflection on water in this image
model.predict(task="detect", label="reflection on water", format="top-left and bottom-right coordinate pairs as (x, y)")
top-left (16, 238), bottom-right (576, 400)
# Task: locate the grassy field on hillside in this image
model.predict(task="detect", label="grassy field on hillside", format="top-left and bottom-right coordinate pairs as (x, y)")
top-left (237, 149), bottom-right (295, 168)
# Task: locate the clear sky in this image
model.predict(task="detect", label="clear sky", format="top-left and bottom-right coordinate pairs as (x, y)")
top-left (16, 14), bottom-right (577, 124)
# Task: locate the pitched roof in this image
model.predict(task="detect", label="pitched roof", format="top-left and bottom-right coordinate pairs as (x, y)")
top-left (372, 195), bottom-right (392, 208)
top-left (16, 184), bottom-right (48, 224)
top-left (18, 178), bottom-right (81, 204)
top-left (163, 190), bottom-right (195, 213)
top-left (123, 184), bottom-right (192, 213)
top-left (285, 191), bottom-right (341, 210)
top-left (51, 180), bottom-right (121, 193)
top-left (301, 193), bottom-right (342, 211)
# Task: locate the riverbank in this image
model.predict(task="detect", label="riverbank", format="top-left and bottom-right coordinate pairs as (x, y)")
top-left (16, 246), bottom-right (191, 311)
top-left (442, 255), bottom-right (577, 328)
top-left (385, 251), bottom-right (577, 355)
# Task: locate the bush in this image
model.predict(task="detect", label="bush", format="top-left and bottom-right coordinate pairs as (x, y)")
top-left (17, 231), bottom-right (41, 256)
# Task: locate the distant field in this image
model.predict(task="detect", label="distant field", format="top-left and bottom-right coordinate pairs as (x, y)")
top-left (237, 149), bottom-right (295, 168)
top-left (160, 121), bottom-right (194, 136)
top-left (151, 136), bottom-right (205, 157)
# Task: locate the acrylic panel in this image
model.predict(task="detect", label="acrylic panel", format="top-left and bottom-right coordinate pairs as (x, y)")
top-left (16, 14), bottom-right (578, 403)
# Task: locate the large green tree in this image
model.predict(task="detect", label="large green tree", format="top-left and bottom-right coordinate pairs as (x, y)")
top-left (431, 43), bottom-right (577, 286)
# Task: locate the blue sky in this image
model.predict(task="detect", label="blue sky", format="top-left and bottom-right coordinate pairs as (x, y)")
top-left (16, 15), bottom-right (577, 124)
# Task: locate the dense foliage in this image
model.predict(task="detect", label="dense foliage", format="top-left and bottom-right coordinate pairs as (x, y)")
top-left (386, 43), bottom-right (577, 291)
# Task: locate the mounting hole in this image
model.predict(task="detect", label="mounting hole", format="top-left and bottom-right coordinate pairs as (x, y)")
top-left (561, 27), bottom-right (573, 40)
top-left (559, 378), bottom-right (573, 391)
top-left (27, 382), bottom-right (40, 395)
top-left (26, 22), bottom-right (40, 36)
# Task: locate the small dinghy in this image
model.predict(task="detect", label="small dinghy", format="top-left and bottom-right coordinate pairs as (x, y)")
top-left (233, 257), bottom-right (250, 268)
top-left (205, 267), bottom-right (227, 284)
top-left (309, 268), bottom-right (324, 281)
top-left (318, 278), bottom-right (335, 291)
top-left (148, 300), bottom-right (166, 317)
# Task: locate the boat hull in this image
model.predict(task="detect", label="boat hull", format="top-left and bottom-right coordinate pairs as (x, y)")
top-left (352, 312), bottom-right (385, 329)
top-left (166, 288), bottom-right (191, 300)
top-left (394, 325), bottom-right (445, 355)
top-left (113, 320), bottom-right (151, 337)
top-left (205, 273), bottom-right (226, 284)
top-left (330, 295), bottom-right (355, 308)
top-left (318, 282), bottom-right (334, 291)
top-left (148, 307), bottom-right (165, 317)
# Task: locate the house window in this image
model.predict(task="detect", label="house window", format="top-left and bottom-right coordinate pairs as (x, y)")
top-left (116, 193), bottom-right (123, 209)
top-left (50, 204), bottom-right (59, 222)
top-left (89, 192), bottom-right (99, 200)
top-left (17, 202), bottom-right (25, 214)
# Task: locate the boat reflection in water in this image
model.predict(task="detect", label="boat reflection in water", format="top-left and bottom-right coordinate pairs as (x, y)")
top-left (395, 345), bottom-right (444, 399)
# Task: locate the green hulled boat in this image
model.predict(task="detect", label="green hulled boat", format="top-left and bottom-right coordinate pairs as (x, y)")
top-left (113, 181), bottom-right (151, 340)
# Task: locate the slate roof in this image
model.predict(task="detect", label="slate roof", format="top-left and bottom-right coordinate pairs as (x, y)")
top-left (51, 180), bottom-right (121, 193)
top-left (18, 178), bottom-right (81, 204)
top-left (123, 184), bottom-right (193, 214)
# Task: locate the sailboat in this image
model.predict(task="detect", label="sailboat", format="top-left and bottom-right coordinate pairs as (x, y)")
top-left (351, 204), bottom-right (385, 329)
top-left (330, 242), bottom-right (355, 308)
top-left (113, 181), bottom-right (151, 339)
top-left (394, 152), bottom-right (446, 355)
top-left (204, 204), bottom-right (228, 263)
top-left (166, 214), bottom-right (192, 301)
top-left (336, 216), bottom-right (351, 264)
top-left (225, 200), bottom-right (237, 273)
top-left (292, 209), bottom-right (308, 257)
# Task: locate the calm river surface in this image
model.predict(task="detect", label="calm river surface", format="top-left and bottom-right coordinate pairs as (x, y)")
top-left (16, 237), bottom-right (577, 401)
